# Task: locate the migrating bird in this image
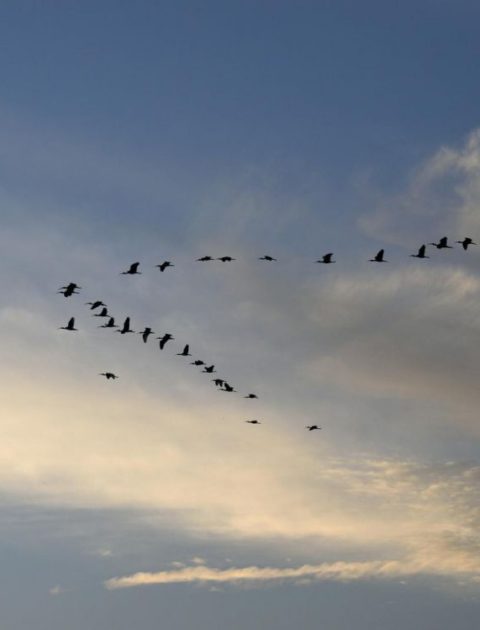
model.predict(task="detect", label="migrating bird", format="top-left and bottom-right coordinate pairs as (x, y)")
top-left (177, 344), bottom-right (191, 357)
top-left (306, 425), bottom-right (321, 431)
top-left (139, 327), bottom-right (154, 343)
top-left (410, 244), bottom-right (429, 259)
top-left (456, 237), bottom-right (477, 250)
top-left (370, 249), bottom-right (387, 262)
top-left (86, 301), bottom-right (106, 310)
top-left (99, 317), bottom-right (117, 328)
top-left (157, 333), bottom-right (174, 349)
top-left (121, 262), bottom-right (141, 275)
top-left (203, 365), bottom-right (216, 373)
top-left (430, 236), bottom-right (452, 249)
top-left (58, 282), bottom-right (81, 297)
top-left (244, 394), bottom-right (258, 399)
top-left (59, 317), bottom-right (77, 331)
top-left (217, 256), bottom-right (235, 262)
top-left (245, 420), bottom-right (261, 425)
top-left (259, 255), bottom-right (277, 261)
top-left (93, 307), bottom-right (109, 317)
top-left (316, 253), bottom-right (335, 264)
top-left (116, 317), bottom-right (134, 334)
top-left (191, 360), bottom-right (205, 366)
top-left (197, 256), bottom-right (213, 261)
top-left (99, 372), bottom-right (118, 380)
top-left (222, 382), bottom-right (236, 392)
top-left (156, 261), bottom-right (174, 272)
top-left (212, 378), bottom-right (225, 387)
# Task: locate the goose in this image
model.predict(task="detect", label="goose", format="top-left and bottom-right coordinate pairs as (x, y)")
top-left (177, 344), bottom-right (191, 357)
top-left (139, 327), bottom-right (154, 343)
top-left (156, 261), bottom-right (174, 272)
top-left (203, 365), bottom-right (216, 373)
top-left (245, 420), bottom-right (261, 424)
top-left (121, 262), bottom-right (141, 274)
top-left (259, 255), bottom-right (277, 261)
top-left (116, 317), bottom-right (134, 334)
top-left (157, 333), bottom-right (174, 349)
top-left (370, 249), bottom-right (387, 262)
top-left (244, 394), bottom-right (258, 399)
top-left (197, 256), bottom-right (213, 261)
top-left (456, 237), bottom-right (477, 250)
top-left (217, 256), bottom-right (235, 262)
top-left (430, 237), bottom-right (452, 249)
top-left (316, 253), bottom-right (335, 264)
top-left (410, 244), bottom-right (429, 259)
top-left (306, 425), bottom-right (321, 431)
top-left (99, 317), bottom-right (117, 328)
top-left (86, 301), bottom-right (106, 310)
top-left (99, 372), bottom-right (118, 380)
top-left (59, 317), bottom-right (77, 331)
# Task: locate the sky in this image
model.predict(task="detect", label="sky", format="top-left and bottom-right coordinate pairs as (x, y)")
top-left (2, 1), bottom-right (480, 628)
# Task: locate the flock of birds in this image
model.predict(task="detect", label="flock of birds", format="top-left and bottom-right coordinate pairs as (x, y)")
top-left (57, 236), bottom-right (476, 432)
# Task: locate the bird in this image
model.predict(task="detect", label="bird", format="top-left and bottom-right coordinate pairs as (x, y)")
top-left (156, 261), bottom-right (174, 272)
top-left (203, 365), bottom-right (216, 373)
top-left (306, 425), bottom-right (321, 431)
top-left (244, 394), bottom-right (258, 399)
top-left (430, 236), bottom-right (452, 249)
top-left (58, 282), bottom-right (81, 297)
top-left (197, 256), bottom-right (213, 261)
top-left (121, 262), bottom-right (141, 274)
top-left (456, 237), bottom-right (477, 250)
top-left (157, 333), bottom-right (174, 349)
top-left (370, 249), bottom-right (387, 262)
top-left (99, 317), bottom-right (117, 328)
top-left (222, 382), bottom-right (236, 392)
top-left (116, 317), bottom-right (134, 334)
top-left (86, 301), bottom-right (106, 310)
top-left (217, 256), bottom-right (235, 262)
top-left (93, 307), bottom-right (109, 317)
top-left (212, 378), bottom-right (225, 387)
top-left (410, 244), bottom-right (429, 259)
top-left (316, 253), bottom-right (335, 264)
top-left (259, 255), bottom-right (277, 261)
top-left (246, 420), bottom-right (261, 424)
top-left (191, 360), bottom-right (205, 366)
top-left (59, 317), bottom-right (77, 331)
top-left (99, 372), bottom-right (118, 380)
top-left (139, 327), bottom-right (154, 343)
top-left (177, 344), bottom-right (191, 356)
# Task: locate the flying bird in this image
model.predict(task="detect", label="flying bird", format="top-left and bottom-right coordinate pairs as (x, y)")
top-left (456, 237), bottom-right (477, 250)
top-left (430, 237), bottom-right (452, 249)
top-left (306, 425), bottom-right (321, 431)
top-left (410, 244), bottom-right (429, 259)
top-left (212, 379), bottom-right (225, 387)
top-left (59, 317), bottom-right (77, 331)
top-left (203, 365), bottom-right (216, 373)
top-left (86, 301), bottom-right (106, 310)
top-left (58, 282), bottom-right (81, 297)
top-left (116, 317), bottom-right (134, 334)
top-left (316, 253), bottom-right (335, 264)
top-left (191, 360), bottom-right (205, 366)
top-left (217, 256), bottom-right (235, 262)
top-left (244, 394), bottom-right (258, 399)
top-left (99, 372), bottom-right (118, 380)
top-left (222, 382), bottom-right (236, 392)
top-left (245, 420), bottom-right (261, 425)
top-left (93, 307), bottom-right (109, 317)
top-left (177, 344), bottom-right (191, 357)
top-left (157, 333), bottom-right (174, 349)
top-left (259, 255), bottom-right (277, 261)
top-left (156, 261), bottom-right (174, 272)
top-left (139, 327), bottom-right (154, 343)
top-left (99, 317), bottom-right (117, 328)
top-left (121, 262), bottom-right (141, 274)
top-left (197, 256), bottom-right (213, 261)
top-left (370, 249), bottom-right (387, 262)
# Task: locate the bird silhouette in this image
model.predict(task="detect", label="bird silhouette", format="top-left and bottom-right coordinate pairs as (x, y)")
top-left (244, 394), bottom-right (258, 399)
top-left (157, 333), bottom-right (174, 349)
top-left (139, 327), bottom-right (154, 343)
top-left (203, 365), bottom-right (216, 373)
top-left (99, 317), bottom-right (117, 328)
top-left (86, 301), bottom-right (106, 310)
top-left (222, 382), bottom-right (236, 392)
top-left (116, 317), bottom-right (134, 334)
top-left (246, 420), bottom-right (261, 424)
top-left (100, 372), bottom-right (118, 380)
top-left (410, 244), bottom-right (429, 259)
top-left (456, 237), bottom-right (477, 250)
top-left (259, 255), bottom-right (277, 261)
top-left (58, 282), bottom-right (81, 297)
top-left (191, 360), bottom-right (205, 366)
top-left (177, 344), bottom-right (191, 356)
top-left (370, 249), bottom-right (387, 262)
top-left (93, 307), bottom-right (109, 317)
top-left (217, 256), bottom-right (235, 262)
top-left (60, 317), bottom-right (77, 331)
top-left (156, 261), bottom-right (174, 272)
top-left (306, 425), bottom-right (321, 431)
top-left (197, 256), bottom-right (213, 261)
top-left (121, 262), bottom-right (141, 274)
top-left (316, 253), bottom-right (335, 264)
top-left (212, 378), bottom-right (224, 387)
top-left (430, 236), bottom-right (452, 249)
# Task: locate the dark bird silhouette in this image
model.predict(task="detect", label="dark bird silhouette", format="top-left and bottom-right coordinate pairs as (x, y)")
top-left (58, 282), bottom-right (81, 297)
top-left (430, 236), bottom-right (452, 249)
top-left (259, 255), bottom-right (277, 261)
top-left (139, 327), bottom-right (154, 343)
top-left (121, 262), bottom-right (141, 275)
top-left (86, 301), bottom-right (106, 310)
top-left (99, 317), bottom-right (117, 328)
top-left (316, 253), bottom-right (335, 264)
top-left (217, 256), bottom-right (235, 262)
top-left (410, 244), bottom-right (429, 259)
top-left (100, 372), bottom-right (118, 380)
top-left (93, 307), bottom-right (109, 317)
top-left (212, 378), bottom-right (225, 387)
top-left (244, 394), bottom-right (258, 399)
top-left (177, 344), bottom-right (191, 356)
top-left (116, 317), bottom-right (134, 334)
top-left (222, 382), bottom-right (236, 392)
top-left (306, 425), bottom-right (321, 431)
top-left (157, 333), bottom-right (174, 349)
top-left (370, 249), bottom-right (387, 262)
top-left (197, 256), bottom-right (213, 261)
top-left (246, 420), bottom-right (261, 424)
top-left (203, 365), bottom-right (216, 373)
top-left (457, 237), bottom-right (477, 250)
top-left (59, 317), bottom-right (77, 331)
top-left (156, 261), bottom-right (174, 272)
top-left (191, 360), bottom-right (205, 366)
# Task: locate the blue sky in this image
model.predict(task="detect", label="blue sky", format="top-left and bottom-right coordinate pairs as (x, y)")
top-left (2, 2), bottom-right (480, 628)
